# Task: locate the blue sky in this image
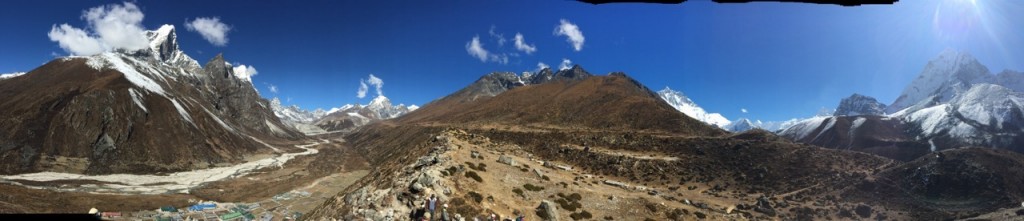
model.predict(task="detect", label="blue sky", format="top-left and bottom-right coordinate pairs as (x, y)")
top-left (2, 0), bottom-right (1023, 121)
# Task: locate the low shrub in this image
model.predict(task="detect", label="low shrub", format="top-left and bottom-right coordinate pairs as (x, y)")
top-left (465, 171), bottom-right (483, 182)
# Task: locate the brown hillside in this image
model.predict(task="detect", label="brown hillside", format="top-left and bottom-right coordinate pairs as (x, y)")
top-left (400, 71), bottom-right (724, 137)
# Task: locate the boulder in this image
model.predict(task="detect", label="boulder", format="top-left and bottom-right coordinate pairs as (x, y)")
top-left (603, 180), bottom-right (630, 189)
top-left (410, 182), bottom-right (425, 193)
top-left (418, 173), bottom-right (436, 187)
top-left (537, 200), bottom-right (559, 221)
top-left (555, 165), bottom-right (573, 171)
top-left (498, 155), bottom-right (517, 166)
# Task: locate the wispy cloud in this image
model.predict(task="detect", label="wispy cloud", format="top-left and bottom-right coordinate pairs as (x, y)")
top-left (466, 36), bottom-right (490, 62)
top-left (513, 33), bottom-right (537, 54)
top-left (554, 19), bottom-right (585, 51)
top-left (268, 84), bottom-right (278, 93)
top-left (185, 17), bottom-right (231, 46)
top-left (741, 108), bottom-right (748, 113)
top-left (489, 25), bottom-right (506, 46)
top-left (357, 74), bottom-right (384, 98)
top-left (537, 62), bottom-right (549, 71)
top-left (465, 36), bottom-right (508, 64)
top-left (48, 2), bottom-right (150, 55)
top-left (357, 80), bottom-right (368, 98)
top-left (366, 74), bottom-right (383, 96)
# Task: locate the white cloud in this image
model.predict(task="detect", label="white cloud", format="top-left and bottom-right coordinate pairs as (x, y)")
top-left (558, 58), bottom-right (572, 71)
top-left (466, 36), bottom-right (490, 62)
top-left (48, 24), bottom-right (104, 56)
top-left (232, 64), bottom-right (257, 82)
top-left (357, 80), bottom-right (368, 98)
top-left (488, 26), bottom-right (506, 46)
top-left (268, 84), bottom-right (278, 93)
top-left (537, 62), bottom-right (549, 71)
top-left (465, 36), bottom-right (509, 64)
top-left (185, 17), bottom-right (231, 46)
top-left (554, 19), bottom-right (585, 51)
top-left (47, 2), bottom-right (150, 56)
top-left (366, 74), bottom-right (384, 96)
top-left (513, 33), bottom-right (537, 54)
top-left (83, 2), bottom-right (149, 51)
top-left (741, 108), bottom-right (748, 113)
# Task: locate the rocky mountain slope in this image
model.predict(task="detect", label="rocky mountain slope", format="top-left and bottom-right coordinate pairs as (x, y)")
top-left (0, 25), bottom-right (302, 175)
top-left (398, 67), bottom-right (722, 135)
top-left (834, 93), bottom-right (887, 116)
top-left (903, 83), bottom-right (1024, 152)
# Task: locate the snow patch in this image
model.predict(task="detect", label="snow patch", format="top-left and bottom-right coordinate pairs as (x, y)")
top-left (0, 72), bottom-right (25, 80)
top-left (810, 117), bottom-right (838, 142)
top-left (850, 117), bottom-right (867, 132)
top-left (170, 98), bottom-right (195, 126)
top-left (100, 53), bottom-right (167, 96)
top-left (203, 108), bottom-right (234, 132)
top-left (778, 116), bottom-right (831, 140)
top-left (85, 56), bottom-right (106, 71)
top-left (128, 88), bottom-right (148, 113)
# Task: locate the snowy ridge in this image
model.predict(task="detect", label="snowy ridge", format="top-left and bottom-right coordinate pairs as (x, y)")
top-left (726, 118), bottom-right (805, 132)
top-left (272, 95), bottom-right (417, 133)
top-left (777, 116), bottom-right (831, 140)
top-left (270, 97), bottom-right (328, 124)
top-left (657, 87), bottom-right (731, 128)
top-left (204, 107), bottom-right (235, 132)
top-left (0, 72), bottom-right (25, 80)
top-left (97, 53), bottom-right (168, 96)
top-left (904, 83), bottom-right (1024, 149)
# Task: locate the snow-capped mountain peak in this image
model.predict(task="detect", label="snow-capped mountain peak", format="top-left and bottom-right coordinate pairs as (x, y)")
top-left (887, 49), bottom-right (991, 113)
top-left (834, 93), bottom-right (886, 116)
top-left (725, 118), bottom-right (756, 132)
top-left (144, 24), bottom-right (200, 69)
top-left (657, 86), bottom-right (731, 128)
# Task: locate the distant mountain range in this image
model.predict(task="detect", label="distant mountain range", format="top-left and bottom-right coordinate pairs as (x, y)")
top-left (780, 50), bottom-right (1024, 160)
top-left (269, 95), bottom-right (419, 134)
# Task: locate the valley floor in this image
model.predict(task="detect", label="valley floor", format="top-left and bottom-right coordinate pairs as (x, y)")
top-left (0, 136), bottom-right (372, 219)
